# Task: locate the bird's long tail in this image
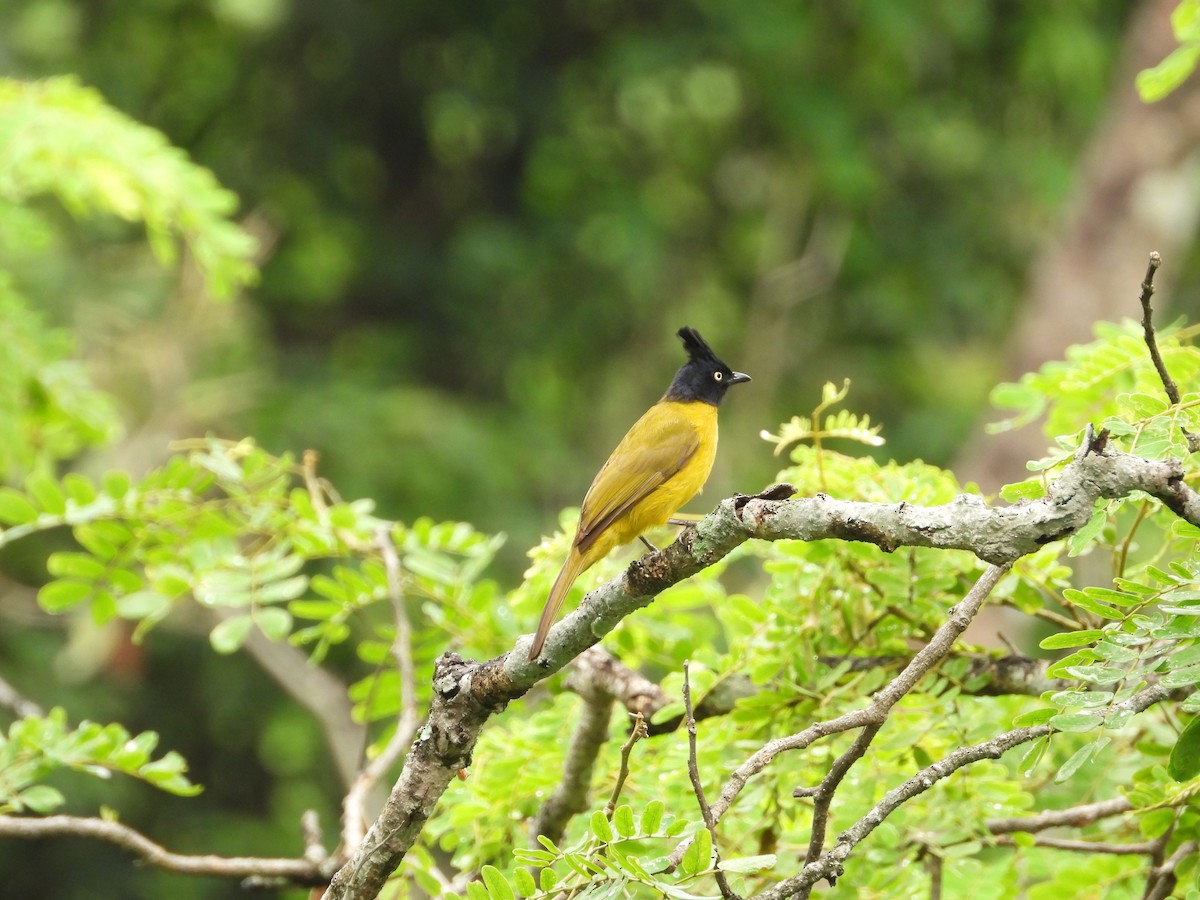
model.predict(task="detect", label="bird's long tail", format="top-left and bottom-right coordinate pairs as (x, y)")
top-left (529, 550), bottom-right (589, 660)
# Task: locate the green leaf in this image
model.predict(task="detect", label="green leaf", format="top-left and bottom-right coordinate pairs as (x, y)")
top-left (480, 866), bottom-right (514, 900)
top-left (1013, 708), bottom-right (1055, 727)
top-left (1054, 742), bottom-right (1099, 783)
top-left (613, 804), bottom-right (635, 838)
top-left (257, 575), bottom-right (309, 604)
top-left (1137, 43), bottom-right (1200, 103)
top-left (717, 854), bottom-right (776, 874)
top-left (1067, 508), bottom-right (1108, 556)
top-left (680, 827), bottom-right (712, 877)
top-left (590, 809), bottom-right (613, 843)
top-left (209, 615), bottom-right (253, 654)
top-left (1062, 589), bottom-right (1123, 619)
top-left (47, 552), bottom-right (107, 580)
top-left (513, 867), bottom-right (536, 897)
top-left (466, 881), bottom-right (489, 900)
top-left (1139, 807), bottom-right (1177, 839)
top-left (38, 579), bottom-right (92, 613)
top-left (115, 591), bottom-right (171, 620)
top-left (1162, 665), bottom-right (1200, 688)
top-left (62, 473), bottom-right (97, 506)
top-left (0, 488), bottom-right (38, 525)
top-left (25, 472), bottom-right (65, 515)
top-left (1169, 716), bottom-right (1200, 781)
top-left (254, 607), bottom-right (293, 641)
top-left (1039, 629), bottom-right (1104, 650)
top-left (18, 785), bottom-right (65, 813)
top-left (641, 800), bottom-right (664, 834)
top-left (1050, 713), bottom-right (1102, 733)
top-left (102, 471), bottom-right (132, 500)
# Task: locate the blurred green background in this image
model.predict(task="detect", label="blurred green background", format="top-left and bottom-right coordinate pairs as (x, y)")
top-left (3, 1), bottom-right (1200, 897)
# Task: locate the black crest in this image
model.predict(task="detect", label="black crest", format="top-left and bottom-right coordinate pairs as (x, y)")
top-left (677, 326), bottom-right (718, 363)
top-left (663, 326), bottom-right (750, 406)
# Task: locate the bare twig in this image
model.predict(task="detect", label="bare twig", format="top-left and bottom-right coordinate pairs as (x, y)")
top-left (925, 850), bottom-right (942, 900)
top-left (985, 797), bottom-right (1132, 834)
top-left (0, 814), bottom-right (330, 885)
top-left (684, 662), bottom-right (739, 900)
top-left (604, 712), bottom-right (648, 819)
top-left (302, 810), bottom-right (329, 866)
top-left (342, 528), bottom-right (423, 852)
top-left (1137, 251), bottom-right (1200, 453)
top-left (992, 834), bottom-right (1157, 855)
top-left (532, 648), bottom-right (657, 843)
top-left (801, 723), bottom-right (882, 866)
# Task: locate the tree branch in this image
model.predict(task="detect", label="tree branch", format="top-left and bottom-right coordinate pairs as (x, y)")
top-left (684, 661), bottom-right (739, 900)
top-left (0, 814), bottom-right (331, 885)
top-left (985, 797), bottom-right (1133, 834)
top-left (991, 834), bottom-right (1157, 855)
top-left (322, 443), bottom-right (1200, 900)
top-left (800, 723), bottom-right (882, 866)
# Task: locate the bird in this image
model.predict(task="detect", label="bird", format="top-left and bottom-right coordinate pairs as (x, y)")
top-left (528, 326), bottom-right (750, 660)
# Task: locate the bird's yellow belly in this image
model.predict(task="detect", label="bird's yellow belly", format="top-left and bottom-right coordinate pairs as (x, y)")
top-left (592, 402), bottom-right (717, 556)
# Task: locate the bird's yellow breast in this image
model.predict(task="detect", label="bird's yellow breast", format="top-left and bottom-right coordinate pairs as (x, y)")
top-left (578, 400), bottom-right (718, 563)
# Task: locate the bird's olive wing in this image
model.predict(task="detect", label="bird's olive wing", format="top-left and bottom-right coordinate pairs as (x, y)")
top-left (574, 406), bottom-right (700, 554)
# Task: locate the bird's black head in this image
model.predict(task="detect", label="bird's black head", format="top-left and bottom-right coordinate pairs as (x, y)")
top-left (662, 327), bottom-right (751, 406)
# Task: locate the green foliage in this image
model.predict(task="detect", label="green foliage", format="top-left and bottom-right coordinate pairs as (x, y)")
top-left (0, 707), bottom-right (199, 813)
top-left (0, 273), bottom-right (118, 481)
top-left (1137, 0), bottom-right (1200, 102)
top-left (0, 76), bottom-right (257, 298)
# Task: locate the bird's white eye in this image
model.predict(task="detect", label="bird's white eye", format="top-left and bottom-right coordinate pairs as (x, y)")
top-left (714, 371), bottom-right (723, 381)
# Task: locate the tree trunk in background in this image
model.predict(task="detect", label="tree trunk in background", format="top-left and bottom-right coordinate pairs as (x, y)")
top-left (959, 0), bottom-right (1200, 491)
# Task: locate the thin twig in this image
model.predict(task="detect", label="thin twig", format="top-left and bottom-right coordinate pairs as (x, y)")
top-left (301, 810), bottom-right (328, 866)
top-left (1138, 251), bottom-right (1200, 453)
top-left (992, 835), bottom-right (1157, 855)
top-left (985, 797), bottom-right (1132, 834)
top-left (925, 850), bottom-right (942, 900)
top-left (801, 723), bottom-right (882, 865)
top-left (604, 712), bottom-right (648, 819)
top-left (0, 814), bottom-right (329, 884)
top-left (684, 661), bottom-right (740, 900)
top-left (341, 528), bottom-right (422, 852)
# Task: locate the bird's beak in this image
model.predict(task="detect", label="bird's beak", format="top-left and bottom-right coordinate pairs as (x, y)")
top-left (729, 372), bottom-right (752, 385)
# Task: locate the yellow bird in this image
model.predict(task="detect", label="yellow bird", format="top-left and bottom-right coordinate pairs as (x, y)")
top-left (529, 327), bottom-right (750, 660)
